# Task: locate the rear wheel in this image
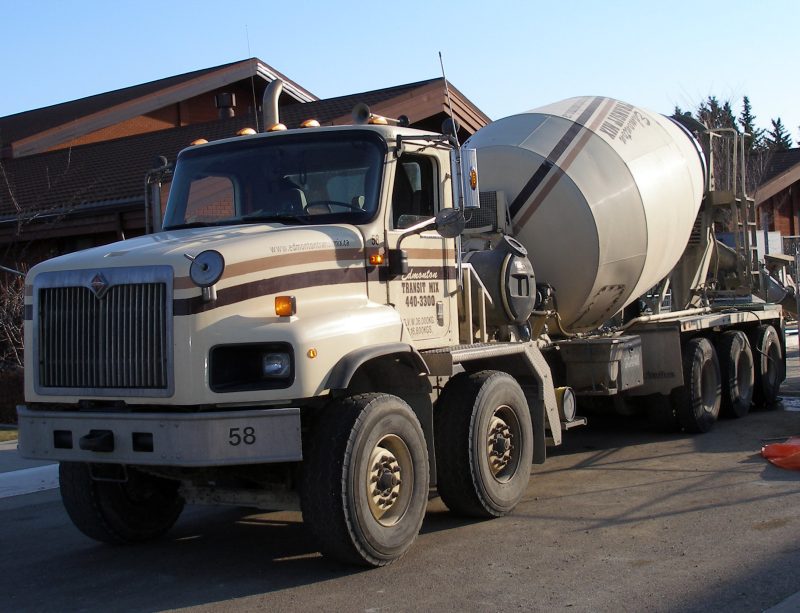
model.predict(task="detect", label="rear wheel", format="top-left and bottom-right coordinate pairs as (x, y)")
top-left (750, 325), bottom-right (784, 408)
top-left (717, 330), bottom-right (754, 418)
top-left (434, 371), bottom-right (533, 517)
top-left (59, 462), bottom-right (184, 543)
top-left (674, 337), bottom-right (721, 433)
top-left (300, 393), bottom-right (429, 567)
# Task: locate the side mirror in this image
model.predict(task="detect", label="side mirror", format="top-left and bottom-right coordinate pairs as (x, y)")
top-left (434, 207), bottom-right (465, 238)
top-left (388, 208), bottom-right (465, 277)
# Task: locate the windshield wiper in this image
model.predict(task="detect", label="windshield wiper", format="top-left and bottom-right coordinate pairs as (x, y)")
top-left (237, 214), bottom-right (313, 225)
top-left (163, 220), bottom-right (225, 230)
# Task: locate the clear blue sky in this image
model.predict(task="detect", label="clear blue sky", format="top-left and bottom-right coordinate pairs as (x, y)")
top-left (1, 0), bottom-right (797, 143)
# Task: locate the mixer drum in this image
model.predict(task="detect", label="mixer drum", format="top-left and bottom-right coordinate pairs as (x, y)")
top-left (465, 97), bottom-right (706, 331)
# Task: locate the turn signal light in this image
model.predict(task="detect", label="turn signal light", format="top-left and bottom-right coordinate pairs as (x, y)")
top-left (369, 253), bottom-right (385, 265)
top-left (275, 295), bottom-right (296, 317)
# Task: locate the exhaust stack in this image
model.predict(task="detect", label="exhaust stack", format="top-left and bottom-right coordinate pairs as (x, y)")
top-left (262, 79), bottom-right (284, 131)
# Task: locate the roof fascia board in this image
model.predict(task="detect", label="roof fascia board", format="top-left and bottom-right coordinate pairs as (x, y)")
top-left (12, 61), bottom-right (311, 158)
top-left (327, 80), bottom-right (487, 133)
top-left (254, 61), bottom-right (317, 103)
top-left (755, 164), bottom-right (800, 205)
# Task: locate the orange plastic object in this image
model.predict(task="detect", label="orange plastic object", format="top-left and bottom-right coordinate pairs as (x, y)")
top-left (761, 436), bottom-right (800, 470)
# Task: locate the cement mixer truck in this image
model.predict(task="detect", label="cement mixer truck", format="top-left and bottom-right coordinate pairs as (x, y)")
top-left (17, 90), bottom-right (786, 566)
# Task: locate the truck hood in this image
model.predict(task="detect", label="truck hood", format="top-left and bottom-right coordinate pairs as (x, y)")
top-left (27, 223), bottom-right (367, 284)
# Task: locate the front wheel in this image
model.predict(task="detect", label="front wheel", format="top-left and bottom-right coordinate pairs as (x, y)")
top-left (300, 394), bottom-right (429, 567)
top-left (59, 462), bottom-right (184, 543)
top-left (434, 371), bottom-right (534, 518)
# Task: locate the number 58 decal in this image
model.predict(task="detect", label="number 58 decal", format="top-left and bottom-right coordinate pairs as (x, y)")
top-left (229, 427), bottom-right (256, 446)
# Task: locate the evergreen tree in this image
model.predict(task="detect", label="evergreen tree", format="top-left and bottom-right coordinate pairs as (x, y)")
top-left (738, 96), bottom-right (765, 152)
top-left (766, 118), bottom-right (793, 151)
top-left (697, 95), bottom-right (737, 129)
top-left (672, 105), bottom-right (692, 119)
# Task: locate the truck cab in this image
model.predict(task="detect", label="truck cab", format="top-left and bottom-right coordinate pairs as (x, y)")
top-left (20, 120), bottom-right (551, 567)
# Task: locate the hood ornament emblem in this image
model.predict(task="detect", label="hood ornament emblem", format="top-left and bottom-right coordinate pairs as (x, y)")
top-left (89, 273), bottom-right (110, 299)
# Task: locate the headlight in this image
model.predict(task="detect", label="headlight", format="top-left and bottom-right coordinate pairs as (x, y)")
top-left (555, 387), bottom-right (577, 422)
top-left (210, 343), bottom-right (294, 392)
top-left (188, 250), bottom-right (225, 287)
top-left (262, 353), bottom-right (291, 378)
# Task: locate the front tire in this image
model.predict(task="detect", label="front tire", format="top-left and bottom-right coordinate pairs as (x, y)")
top-left (59, 462), bottom-right (184, 544)
top-left (300, 394), bottom-right (429, 567)
top-left (434, 371), bottom-right (533, 518)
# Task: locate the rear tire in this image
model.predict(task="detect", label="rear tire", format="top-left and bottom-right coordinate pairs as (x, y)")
top-left (750, 325), bottom-right (784, 408)
top-left (59, 462), bottom-right (184, 544)
top-left (300, 394), bottom-right (429, 567)
top-left (674, 337), bottom-right (721, 433)
top-left (717, 330), bottom-right (754, 418)
top-left (434, 371), bottom-right (533, 518)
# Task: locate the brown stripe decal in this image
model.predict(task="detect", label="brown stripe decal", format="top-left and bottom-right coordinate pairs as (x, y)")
top-left (513, 98), bottom-right (616, 233)
top-left (174, 266), bottom-right (367, 315)
top-left (174, 248), bottom-right (365, 290)
top-left (371, 265), bottom-right (458, 283)
top-left (509, 96), bottom-right (609, 224)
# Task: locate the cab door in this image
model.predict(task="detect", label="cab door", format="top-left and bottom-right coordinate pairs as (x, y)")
top-left (385, 152), bottom-right (457, 349)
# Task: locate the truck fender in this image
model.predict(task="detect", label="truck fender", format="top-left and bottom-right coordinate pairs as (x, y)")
top-left (325, 342), bottom-right (430, 391)
top-left (325, 342), bottom-right (436, 486)
top-left (522, 344), bottom-right (563, 448)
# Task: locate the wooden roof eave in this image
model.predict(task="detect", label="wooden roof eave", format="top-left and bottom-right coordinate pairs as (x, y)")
top-left (326, 80), bottom-right (489, 135)
top-left (755, 163), bottom-right (800, 205)
top-left (10, 60), bottom-right (315, 160)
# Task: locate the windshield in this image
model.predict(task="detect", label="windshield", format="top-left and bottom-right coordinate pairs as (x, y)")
top-left (162, 131), bottom-right (386, 229)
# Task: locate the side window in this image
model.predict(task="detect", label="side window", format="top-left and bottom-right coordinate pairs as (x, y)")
top-left (185, 176), bottom-right (235, 222)
top-left (392, 154), bottom-right (435, 229)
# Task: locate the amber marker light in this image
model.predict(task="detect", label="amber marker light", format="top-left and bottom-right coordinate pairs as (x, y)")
top-left (275, 295), bottom-right (296, 317)
top-left (190, 138), bottom-right (208, 145)
top-left (469, 167), bottom-right (478, 190)
top-left (237, 127), bottom-right (256, 136)
top-left (300, 119), bottom-right (320, 128)
top-left (307, 348), bottom-right (318, 359)
top-left (369, 253), bottom-right (385, 265)
top-left (267, 123), bottom-right (287, 132)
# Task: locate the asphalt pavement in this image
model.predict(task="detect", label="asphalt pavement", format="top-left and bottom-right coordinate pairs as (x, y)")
top-left (1, 335), bottom-right (799, 612)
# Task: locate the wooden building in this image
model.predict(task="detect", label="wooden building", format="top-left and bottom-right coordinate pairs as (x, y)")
top-left (0, 58), bottom-right (489, 270)
top-left (755, 148), bottom-right (800, 238)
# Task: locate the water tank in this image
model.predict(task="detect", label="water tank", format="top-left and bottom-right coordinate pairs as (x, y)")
top-left (465, 96), bottom-right (706, 332)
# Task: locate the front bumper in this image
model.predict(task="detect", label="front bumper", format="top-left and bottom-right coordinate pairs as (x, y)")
top-left (17, 406), bottom-right (302, 466)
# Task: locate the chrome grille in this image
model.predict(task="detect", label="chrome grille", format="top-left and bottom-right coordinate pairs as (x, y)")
top-left (34, 266), bottom-right (173, 396)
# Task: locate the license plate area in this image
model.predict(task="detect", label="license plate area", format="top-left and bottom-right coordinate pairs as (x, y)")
top-left (18, 407), bottom-right (302, 466)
